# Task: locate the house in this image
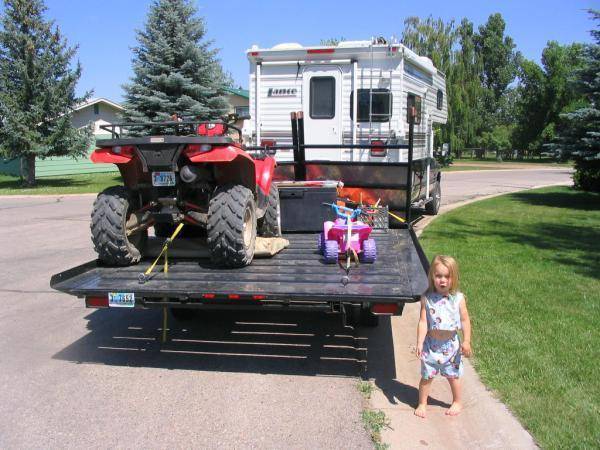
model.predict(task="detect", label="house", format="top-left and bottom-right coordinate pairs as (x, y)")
top-left (0, 98), bottom-right (123, 177)
top-left (1, 92), bottom-right (251, 177)
top-left (224, 87), bottom-right (250, 130)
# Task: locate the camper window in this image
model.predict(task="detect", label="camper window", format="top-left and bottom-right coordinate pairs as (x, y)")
top-left (437, 90), bottom-right (444, 110)
top-left (407, 93), bottom-right (422, 124)
top-left (310, 77), bottom-right (336, 119)
top-left (350, 89), bottom-right (392, 122)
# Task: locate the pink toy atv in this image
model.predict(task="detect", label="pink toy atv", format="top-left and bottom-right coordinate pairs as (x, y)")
top-left (317, 203), bottom-right (377, 264)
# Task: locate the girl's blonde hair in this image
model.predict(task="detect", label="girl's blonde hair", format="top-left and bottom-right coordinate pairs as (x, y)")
top-left (428, 255), bottom-right (460, 294)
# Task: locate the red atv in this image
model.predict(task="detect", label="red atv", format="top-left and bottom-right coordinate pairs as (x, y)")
top-left (90, 119), bottom-right (280, 268)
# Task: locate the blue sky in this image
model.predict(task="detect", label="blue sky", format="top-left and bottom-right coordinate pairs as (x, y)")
top-left (1, 0), bottom-right (597, 101)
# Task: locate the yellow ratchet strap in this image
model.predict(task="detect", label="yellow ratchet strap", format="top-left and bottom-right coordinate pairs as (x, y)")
top-left (143, 222), bottom-right (185, 278)
top-left (388, 211), bottom-right (406, 223)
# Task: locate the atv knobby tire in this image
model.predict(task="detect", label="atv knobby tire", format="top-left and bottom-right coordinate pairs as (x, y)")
top-left (207, 184), bottom-right (256, 267)
top-left (258, 183), bottom-right (281, 237)
top-left (91, 186), bottom-right (147, 266)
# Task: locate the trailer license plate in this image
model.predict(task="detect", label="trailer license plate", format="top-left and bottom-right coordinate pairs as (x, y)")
top-left (108, 292), bottom-right (135, 308)
top-left (152, 171), bottom-right (176, 186)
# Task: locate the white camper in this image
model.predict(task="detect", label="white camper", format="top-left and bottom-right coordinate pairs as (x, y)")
top-left (244, 38), bottom-right (447, 214)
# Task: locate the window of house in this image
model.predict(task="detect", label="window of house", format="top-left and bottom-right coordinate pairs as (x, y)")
top-left (234, 106), bottom-right (250, 118)
top-left (437, 89), bottom-right (444, 110)
top-left (93, 104), bottom-right (99, 115)
top-left (309, 77), bottom-right (335, 119)
top-left (407, 93), bottom-right (422, 124)
top-left (350, 89), bottom-right (392, 122)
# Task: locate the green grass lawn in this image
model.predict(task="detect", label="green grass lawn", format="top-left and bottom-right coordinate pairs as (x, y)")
top-left (441, 165), bottom-right (500, 172)
top-left (0, 172), bottom-right (121, 195)
top-left (441, 157), bottom-right (573, 172)
top-left (453, 157), bottom-right (573, 166)
top-left (420, 186), bottom-right (599, 449)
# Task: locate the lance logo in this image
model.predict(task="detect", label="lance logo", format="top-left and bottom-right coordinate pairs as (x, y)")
top-left (267, 88), bottom-right (297, 97)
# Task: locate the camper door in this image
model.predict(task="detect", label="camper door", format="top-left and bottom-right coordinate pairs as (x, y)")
top-left (302, 66), bottom-right (342, 160)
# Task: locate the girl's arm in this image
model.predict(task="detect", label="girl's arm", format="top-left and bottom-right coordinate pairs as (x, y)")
top-left (459, 295), bottom-right (472, 357)
top-left (416, 297), bottom-right (428, 358)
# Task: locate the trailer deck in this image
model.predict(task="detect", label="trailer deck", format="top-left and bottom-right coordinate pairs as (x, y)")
top-left (50, 229), bottom-right (428, 308)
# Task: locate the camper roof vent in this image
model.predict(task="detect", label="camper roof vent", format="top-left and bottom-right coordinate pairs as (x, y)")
top-left (271, 43), bottom-right (303, 50)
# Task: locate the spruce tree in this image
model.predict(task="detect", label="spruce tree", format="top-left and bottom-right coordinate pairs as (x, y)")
top-left (551, 10), bottom-right (600, 192)
top-left (0, 0), bottom-right (92, 186)
top-left (122, 0), bottom-right (229, 124)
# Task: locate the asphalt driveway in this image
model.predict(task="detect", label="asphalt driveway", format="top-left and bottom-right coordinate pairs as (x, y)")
top-left (0, 167), bottom-right (572, 448)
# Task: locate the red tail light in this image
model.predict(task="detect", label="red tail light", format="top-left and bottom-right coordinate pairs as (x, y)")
top-left (86, 296), bottom-right (108, 308)
top-left (202, 293), bottom-right (216, 299)
top-left (370, 140), bottom-right (387, 157)
top-left (228, 294), bottom-right (240, 300)
top-left (307, 48), bottom-right (335, 54)
top-left (110, 146), bottom-right (135, 158)
top-left (372, 303), bottom-right (398, 315)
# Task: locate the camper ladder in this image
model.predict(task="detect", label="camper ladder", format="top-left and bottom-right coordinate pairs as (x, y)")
top-left (364, 40), bottom-right (394, 147)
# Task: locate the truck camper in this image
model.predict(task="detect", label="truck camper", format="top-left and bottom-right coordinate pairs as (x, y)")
top-left (244, 37), bottom-right (447, 215)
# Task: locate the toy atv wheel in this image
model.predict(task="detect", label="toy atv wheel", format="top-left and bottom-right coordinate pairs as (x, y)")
top-left (91, 186), bottom-right (147, 266)
top-left (258, 183), bottom-right (281, 237)
top-left (323, 240), bottom-right (339, 264)
top-left (317, 232), bottom-right (325, 253)
top-left (207, 184), bottom-right (256, 267)
top-left (359, 239), bottom-right (377, 263)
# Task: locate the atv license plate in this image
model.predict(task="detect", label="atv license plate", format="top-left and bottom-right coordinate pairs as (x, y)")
top-left (152, 171), bottom-right (176, 187)
top-left (108, 292), bottom-right (135, 308)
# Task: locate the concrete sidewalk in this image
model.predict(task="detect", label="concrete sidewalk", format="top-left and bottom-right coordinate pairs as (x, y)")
top-left (360, 182), bottom-right (574, 449)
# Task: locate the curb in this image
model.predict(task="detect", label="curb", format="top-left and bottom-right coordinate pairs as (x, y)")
top-left (0, 193), bottom-right (98, 199)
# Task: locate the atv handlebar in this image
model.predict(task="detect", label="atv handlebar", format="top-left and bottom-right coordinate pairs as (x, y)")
top-left (323, 203), bottom-right (362, 220)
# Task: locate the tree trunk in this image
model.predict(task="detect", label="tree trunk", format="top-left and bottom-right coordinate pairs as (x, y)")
top-left (21, 154), bottom-right (36, 187)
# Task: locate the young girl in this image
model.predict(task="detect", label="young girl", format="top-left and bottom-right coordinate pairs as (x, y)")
top-left (414, 255), bottom-right (472, 418)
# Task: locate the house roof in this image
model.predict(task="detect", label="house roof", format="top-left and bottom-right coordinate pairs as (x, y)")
top-left (224, 87), bottom-right (249, 99)
top-left (74, 97), bottom-right (124, 112)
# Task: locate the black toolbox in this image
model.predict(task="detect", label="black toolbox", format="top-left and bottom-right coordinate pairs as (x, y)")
top-left (277, 181), bottom-right (338, 232)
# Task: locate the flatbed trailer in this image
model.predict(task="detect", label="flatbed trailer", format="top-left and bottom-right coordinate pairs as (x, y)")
top-left (50, 228), bottom-right (428, 325)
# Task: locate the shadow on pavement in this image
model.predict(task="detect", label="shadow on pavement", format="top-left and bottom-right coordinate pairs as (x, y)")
top-left (53, 308), bottom-right (366, 377)
top-left (361, 316), bottom-right (450, 409)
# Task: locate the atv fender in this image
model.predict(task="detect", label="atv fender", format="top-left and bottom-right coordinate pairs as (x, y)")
top-left (187, 145), bottom-right (253, 164)
top-left (90, 148), bottom-right (133, 164)
top-left (254, 157), bottom-right (276, 196)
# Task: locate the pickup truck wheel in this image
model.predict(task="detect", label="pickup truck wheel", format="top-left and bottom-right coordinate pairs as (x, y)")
top-left (258, 183), bottom-right (281, 237)
top-left (425, 181), bottom-right (441, 215)
top-left (91, 186), bottom-right (147, 266)
top-left (207, 184), bottom-right (256, 267)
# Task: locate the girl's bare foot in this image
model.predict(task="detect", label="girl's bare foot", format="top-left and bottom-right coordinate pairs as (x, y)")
top-left (414, 404), bottom-right (427, 418)
top-left (445, 402), bottom-right (462, 416)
